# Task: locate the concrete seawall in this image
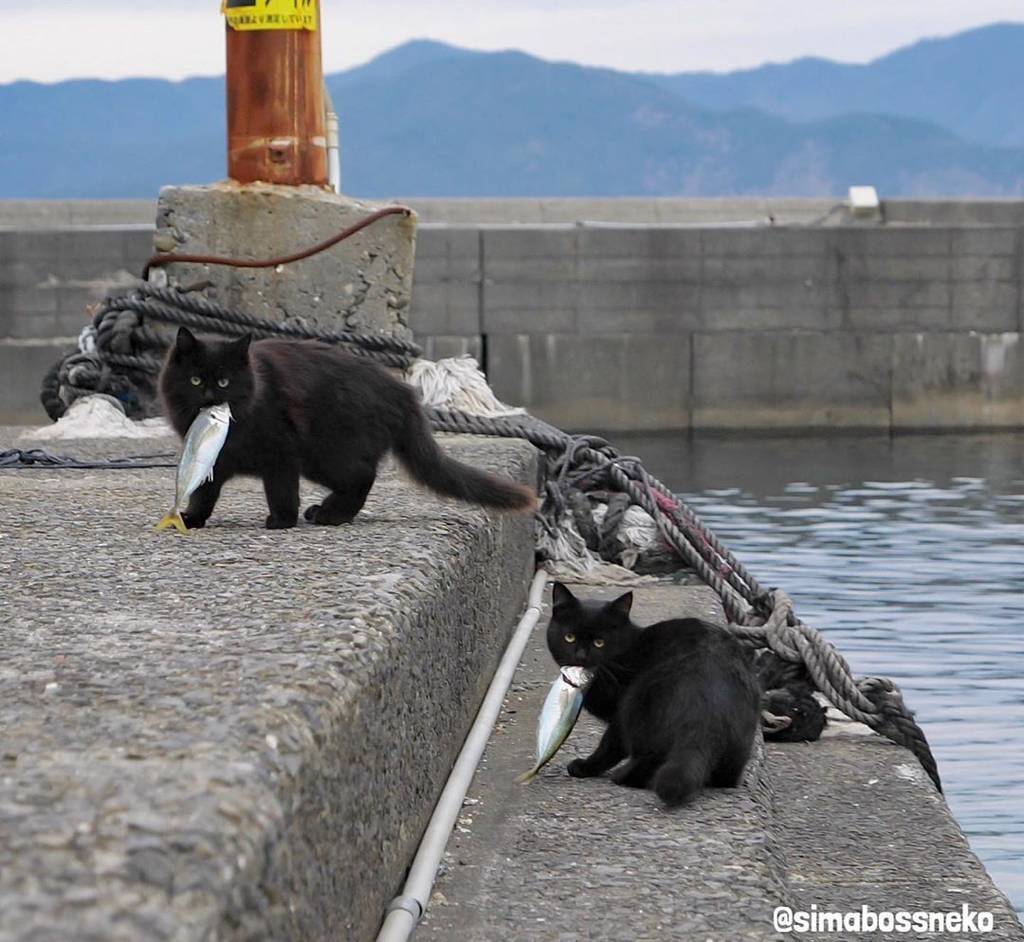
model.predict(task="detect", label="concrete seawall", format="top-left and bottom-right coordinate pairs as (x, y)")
top-left (3, 198), bottom-right (1024, 431)
top-left (0, 429), bottom-right (536, 941)
top-left (417, 582), bottom-right (1024, 941)
top-left (415, 220), bottom-right (1024, 433)
top-left (5, 433), bottom-right (1020, 940)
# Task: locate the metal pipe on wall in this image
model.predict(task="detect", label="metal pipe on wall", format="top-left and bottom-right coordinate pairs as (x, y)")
top-left (375, 569), bottom-right (549, 942)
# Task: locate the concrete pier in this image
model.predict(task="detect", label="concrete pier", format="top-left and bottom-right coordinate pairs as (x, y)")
top-left (0, 427), bottom-right (535, 941)
top-left (1, 427), bottom-right (1021, 939)
top-left (154, 184), bottom-right (417, 337)
top-left (418, 583), bottom-right (1024, 942)
top-left (4, 197), bottom-right (1023, 941)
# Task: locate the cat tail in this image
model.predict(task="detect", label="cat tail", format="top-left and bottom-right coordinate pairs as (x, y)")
top-left (154, 510), bottom-right (189, 534)
top-left (394, 407), bottom-right (537, 511)
top-left (653, 741), bottom-right (713, 807)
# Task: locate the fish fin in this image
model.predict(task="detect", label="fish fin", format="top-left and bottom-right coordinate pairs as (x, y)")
top-left (154, 512), bottom-right (189, 534)
top-left (516, 767), bottom-right (540, 784)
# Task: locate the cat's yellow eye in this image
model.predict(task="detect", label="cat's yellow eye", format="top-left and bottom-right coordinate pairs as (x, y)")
top-left (593, 639), bottom-right (605, 648)
top-left (564, 633), bottom-right (576, 643)
top-left (190, 376), bottom-right (202, 386)
top-left (217, 378), bottom-right (230, 388)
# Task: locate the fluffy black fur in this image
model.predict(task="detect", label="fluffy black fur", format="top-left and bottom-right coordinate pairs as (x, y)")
top-left (547, 583), bottom-right (761, 807)
top-left (159, 328), bottom-right (536, 529)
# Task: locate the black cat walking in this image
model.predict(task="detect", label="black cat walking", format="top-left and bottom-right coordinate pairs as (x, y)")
top-left (160, 328), bottom-right (536, 529)
top-left (547, 583), bottom-right (761, 806)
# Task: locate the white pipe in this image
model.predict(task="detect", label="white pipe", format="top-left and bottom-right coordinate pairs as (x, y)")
top-left (376, 568), bottom-right (549, 942)
top-left (326, 110), bottom-right (340, 193)
top-left (324, 85), bottom-right (341, 193)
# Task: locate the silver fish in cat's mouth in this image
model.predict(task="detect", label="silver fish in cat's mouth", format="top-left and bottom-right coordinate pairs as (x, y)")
top-left (518, 666), bottom-right (593, 783)
top-left (155, 402), bottom-right (232, 534)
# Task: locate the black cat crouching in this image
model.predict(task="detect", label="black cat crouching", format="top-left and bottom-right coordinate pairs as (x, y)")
top-left (546, 583), bottom-right (761, 807)
top-left (159, 328), bottom-right (536, 530)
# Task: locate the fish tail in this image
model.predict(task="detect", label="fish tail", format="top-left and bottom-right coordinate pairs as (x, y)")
top-left (154, 511), bottom-right (188, 534)
top-left (516, 767), bottom-right (540, 784)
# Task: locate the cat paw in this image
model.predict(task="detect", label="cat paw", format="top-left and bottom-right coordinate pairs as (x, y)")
top-left (611, 766), bottom-right (649, 788)
top-left (265, 515), bottom-right (297, 530)
top-left (305, 506), bottom-right (353, 526)
top-left (567, 759), bottom-right (596, 778)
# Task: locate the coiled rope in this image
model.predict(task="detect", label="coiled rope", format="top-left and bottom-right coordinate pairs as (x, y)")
top-left (40, 281), bottom-right (422, 422)
top-left (33, 241), bottom-right (942, 792)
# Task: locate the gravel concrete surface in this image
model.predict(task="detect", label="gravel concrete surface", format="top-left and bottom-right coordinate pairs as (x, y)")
top-left (417, 583), bottom-right (790, 942)
top-left (417, 582), bottom-right (1023, 942)
top-left (770, 723), bottom-right (1024, 942)
top-left (0, 428), bottom-right (536, 942)
top-left (3, 429), bottom-right (1019, 942)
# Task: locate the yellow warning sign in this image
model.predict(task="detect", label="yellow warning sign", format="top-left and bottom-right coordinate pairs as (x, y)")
top-left (222, 0), bottom-right (317, 32)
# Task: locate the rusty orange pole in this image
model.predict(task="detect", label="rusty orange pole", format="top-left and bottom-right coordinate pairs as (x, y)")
top-left (224, 1), bottom-right (328, 186)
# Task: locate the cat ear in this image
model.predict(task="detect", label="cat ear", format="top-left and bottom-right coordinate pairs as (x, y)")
top-left (174, 326), bottom-right (197, 355)
top-left (608, 591), bottom-right (633, 619)
top-left (551, 582), bottom-right (576, 610)
top-left (232, 333), bottom-right (252, 359)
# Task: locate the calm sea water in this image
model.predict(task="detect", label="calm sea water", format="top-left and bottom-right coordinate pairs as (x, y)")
top-left (615, 432), bottom-right (1024, 913)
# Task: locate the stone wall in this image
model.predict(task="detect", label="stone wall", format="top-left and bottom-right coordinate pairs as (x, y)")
top-left (3, 199), bottom-right (1024, 430)
top-left (0, 227), bottom-right (151, 423)
top-left (8, 197), bottom-right (1024, 227)
top-left (410, 223), bottom-right (1024, 431)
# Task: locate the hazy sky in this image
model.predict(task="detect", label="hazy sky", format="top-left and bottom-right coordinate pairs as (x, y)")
top-left (1, 1), bottom-right (1021, 83)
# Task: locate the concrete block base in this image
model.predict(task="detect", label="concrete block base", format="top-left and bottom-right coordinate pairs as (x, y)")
top-left (155, 183), bottom-right (418, 338)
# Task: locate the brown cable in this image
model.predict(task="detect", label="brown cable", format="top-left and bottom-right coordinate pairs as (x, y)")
top-left (142, 205), bottom-right (413, 279)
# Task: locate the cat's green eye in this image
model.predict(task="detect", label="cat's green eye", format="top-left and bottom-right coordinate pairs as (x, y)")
top-left (217, 378), bottom-right (230, 388)
top-left (564, 633), bottom-right (576, 643)
top-left (190, 376), bottom-right (202, 386)
top-left (593, 638), bottom-right (605, 648)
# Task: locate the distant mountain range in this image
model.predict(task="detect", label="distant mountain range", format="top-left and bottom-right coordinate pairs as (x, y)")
top-left (646, 22), bottom-right (1024, 150)
top-left (2, 23), bottom-right (1023, 198)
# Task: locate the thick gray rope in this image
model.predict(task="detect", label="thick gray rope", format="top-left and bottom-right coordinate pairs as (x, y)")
top-left (430, 409), bottom-right (768, 614)
top-left (41, 283), bottom-right (422, 420)
top-left (428, 410), bottom-right (758, 617)
top-left (115, 283), bottom-right (422, 355)
top-left (731, 591), bottom-right (940, 789)
top-left (105, 284), bottom-right (421, 359)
